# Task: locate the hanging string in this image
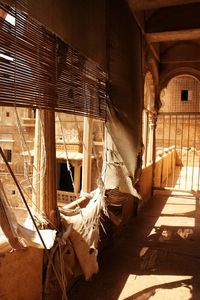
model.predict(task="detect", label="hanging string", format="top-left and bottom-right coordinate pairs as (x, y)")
top-left (14, 107), bottom-right (35, 188)
top-left (57, 113), bottom-right (85, 224)
top-left (56, 38), bottom-right (77, 199)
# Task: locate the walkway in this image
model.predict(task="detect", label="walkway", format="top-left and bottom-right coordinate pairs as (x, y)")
top-left (68, 190), bottom-right (200, 300)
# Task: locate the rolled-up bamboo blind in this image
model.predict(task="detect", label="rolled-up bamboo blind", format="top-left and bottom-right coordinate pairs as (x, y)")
top-left (0, 1), bottom-right (107, 119)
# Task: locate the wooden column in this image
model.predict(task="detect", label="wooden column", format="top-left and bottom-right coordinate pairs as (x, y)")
top-left (142, 110), bottom-right (148, 166)
top-left (74, 161), bottom-right (81, 194)
top-left (32, 109), bottom-right (44, 212)
top-left (151, 112), bottom-right (157, 195)
top-left (81, 117), bottom-right (93, 193)
top-left (43, 110), bottom-right (59, 228)
top-left (147, 114), bottom-right (154, 164)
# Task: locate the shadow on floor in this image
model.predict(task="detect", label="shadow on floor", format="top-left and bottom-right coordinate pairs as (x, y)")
top-left (68, 191), bottom-right (200, 300)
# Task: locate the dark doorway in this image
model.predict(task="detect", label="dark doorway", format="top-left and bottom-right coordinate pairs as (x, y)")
top-left (59, 162), bottom-right (74, 192)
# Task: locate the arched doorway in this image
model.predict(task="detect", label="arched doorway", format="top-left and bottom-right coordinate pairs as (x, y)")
top-left (155, 74), bottom-right (200, 190)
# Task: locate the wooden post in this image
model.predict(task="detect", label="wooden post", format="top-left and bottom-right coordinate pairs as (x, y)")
top-left (82, 117), bottom-right (93, 193)
top-left (142, 110), bottom-right (148, 166)
top-left (32, 109), bottom-right (44, 212)
top-left (43, 110), bottom-right (59, 228)
top-left (72, 161), bottom-right (81, 194)
top-left (151, 112), bottom-right (157, 195)
top-left (147, 114), bottom-right (154, 164)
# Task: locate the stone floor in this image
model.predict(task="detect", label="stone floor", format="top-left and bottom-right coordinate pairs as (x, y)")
top-left (68, 189), bottom-right (200, 300)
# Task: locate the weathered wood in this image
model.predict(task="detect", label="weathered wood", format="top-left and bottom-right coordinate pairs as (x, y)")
top-left (32, 109), bottom-right (44, 212)
top-left (43, 110), bottom-right (60, 228)
top-left (82, 117), bottom-right (93, 193)
top-left (146, 28), bottom-right (200, 43)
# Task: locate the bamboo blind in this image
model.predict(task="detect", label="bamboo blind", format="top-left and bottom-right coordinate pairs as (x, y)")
top-left (0, 1), bottom-right (107, 119)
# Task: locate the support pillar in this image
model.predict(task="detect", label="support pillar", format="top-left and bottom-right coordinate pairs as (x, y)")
top-left (81, 117), bottom-right (93, 193)
top-left (151, 112), bottom-right (158, 195)
top-left (32, 109), bottom-right (44, 212)
top-left (73, 161), bottom-right (81, 194)
top-left (43, 110), bottom-right (59, 228)
top-left (147, 114), bottom-right (155, 164)
top-left (142, 110), bottom-right (148, 166)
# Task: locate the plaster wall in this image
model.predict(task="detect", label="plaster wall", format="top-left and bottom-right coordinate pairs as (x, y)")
top-left (0, 247), bottom-right (43, 300)
top-left (106, 0), bottom-right (143, 193)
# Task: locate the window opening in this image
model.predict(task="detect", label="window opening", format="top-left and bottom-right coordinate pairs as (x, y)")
top-left (4, 149), bottom-right (12, 162)
top-left (181, 90), bottom-right (189, 101)
top-left (0, 8), bottom-right (15, 26)
top-left (5, 12), bottom-right (15, 26)
top-left (0, 0), bottom-right (107, 230)
top-left (55, 112), bottom-right (105, 205)
top-left (58, 162), bottom-right (74, 192)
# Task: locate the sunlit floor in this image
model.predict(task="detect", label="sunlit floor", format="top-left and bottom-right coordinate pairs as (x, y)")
top-left (68, 190), bottom-right (200, 300)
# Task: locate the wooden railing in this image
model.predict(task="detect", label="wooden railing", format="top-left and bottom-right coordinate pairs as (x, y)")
top-left (56, 142), bottom-right (82, 152)
top-left (154, 146), bottom-right (176, 187)
top-left (139, 146), bottom-right (177, 202)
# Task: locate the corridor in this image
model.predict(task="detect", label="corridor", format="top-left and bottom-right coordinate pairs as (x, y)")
top-left (69, 190), bottom-right (200, 300)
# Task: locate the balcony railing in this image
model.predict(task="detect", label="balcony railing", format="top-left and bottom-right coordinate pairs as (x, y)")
top-left (56, 142), bottom-right (82, 153)
top-left (154, 146), bottom-right (176, 188)
top-left (57, 190), bottom-right (77, 204)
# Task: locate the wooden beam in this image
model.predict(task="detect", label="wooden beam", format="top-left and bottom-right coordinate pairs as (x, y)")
top-left (161, 58), bottom-right (200, 64)
top-left (128, 0), bottom-right (200, 11)
top-left (146, 28), bottom-right (200, 43)
top-left (149, 43), bottom-right (160, 62)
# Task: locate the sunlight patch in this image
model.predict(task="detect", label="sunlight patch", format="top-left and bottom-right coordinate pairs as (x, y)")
top-left (118, 275), bottom-right (192, 300)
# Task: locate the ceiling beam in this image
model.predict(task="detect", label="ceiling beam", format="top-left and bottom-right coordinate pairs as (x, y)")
top-left (161, 58), bottom-right (200, 64)
top-left (146, 29), bottom-right (200, 43)
top-left (127, 0), bottom-right (200, 11)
